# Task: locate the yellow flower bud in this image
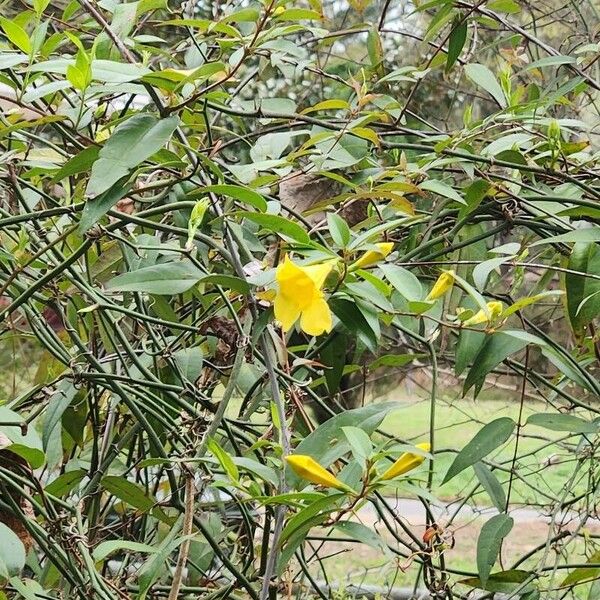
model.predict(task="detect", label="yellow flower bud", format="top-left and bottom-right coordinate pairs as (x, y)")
top-left (426, 270), bottom-right (455, 301)
top-left (379, 443), bottom-right (430, 481)
top-left (350, 242), bottom-right (394, 270)
top-left (286, 455), bottom-right (349, 491)
top-left (462, 301), bottom-right (503, 326)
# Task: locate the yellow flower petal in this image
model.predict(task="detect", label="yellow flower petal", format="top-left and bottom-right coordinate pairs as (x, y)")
top-left (286, 455), bottom-right (348, 491)
top-left (462, 301), bottom-right (504, 326)
top-left (300, 294), bottom-right (333, 337)
top-left (380, 443), bottom-right (431, 481)
top-left (274, 292), bottom-right (302, 332)
top-left (273, 256), bottom-right (334, 335)
top-left (276, 256), bottom-right (314, 307)
top-left (303, 261), bottom-right (334, 290)
top-left (426, 270), bottom-right (455, 301)
top-left (351, 242), bottom-right (394, 270)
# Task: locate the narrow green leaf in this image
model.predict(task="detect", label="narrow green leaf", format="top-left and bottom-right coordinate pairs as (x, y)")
top-left (0, 523), bottom-right (26, 579)
top-left (93, 540), bottom-right (157, 562)
top-left (526, 413), bottom-right (597, 434)
top-left (106, 260), bottom-right (204, 295)
top-left (473, 462), bottom-right (506, 512)
top-left (86, 114), bottom-right (179, 197)
top-left (380, 264), bottom-right (422, 301)
top-left (327, 212), bottom-right (351, 247)
top-left (0, 18), bottom-right (32, 54)
top-left (236, 212), bottom-right (311, 244)
top-left (443, 417), bottom-right (514, 483)
top-left (461, 569), bottom-right (532, 593)
top-left (102, 476), bottom-right (156, 512)
top-left (446, 19), bottom-right (467, 72)
top-left (464, 331), bottom-right (541, 395)
top-left (465, 63), bottom-right (507, 107)
top-left (191, 184), bottom-right (267, 212)
top-left (335, 521), bottom-right (390, 555)
top-left (477, 514), bottom-right (514, 587)
top-left (565, 242), bottom-right (600, 335)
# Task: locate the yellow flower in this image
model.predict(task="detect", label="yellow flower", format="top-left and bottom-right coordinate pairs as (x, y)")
top-left (462, 301), bottom-right (503, 326)
top-left (426, 270), bottom-right (455, 301)
top-left (380, 443), bottom-right (431, 481)
top-left (286, 455), bottom-right (349, 491)
top-left (274, 256), bottom-right (333, 336)
top-left (350, 242), bottom-right (394, 270)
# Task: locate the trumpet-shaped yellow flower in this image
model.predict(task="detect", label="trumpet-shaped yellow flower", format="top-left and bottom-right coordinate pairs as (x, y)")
top-left (350, 242), bottom-right (394, 270)
top-left (286, 455), bottom-right (349, 491)
top-left (462, 301), bottom-right (503, 326)
top-left (380, 443), bottom-right (431, 481)
top-left (426, 270), bottom-right (455, 301)
top-left (274, 256), bottom-right (333, 336)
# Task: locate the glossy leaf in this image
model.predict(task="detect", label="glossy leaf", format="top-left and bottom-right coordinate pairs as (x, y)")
top-left (443, 417), bottom-right (515, 483)
top-left (87, 114), bottom-right (179, 197)
top-left (477, 514), bottom-right (514, 587)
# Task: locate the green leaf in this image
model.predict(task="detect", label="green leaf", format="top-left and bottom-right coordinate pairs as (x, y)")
top-left (199, 274), bottom-right (251, 294)
top-left (342, 426), bottom-right (373, 464)
top-left (207, 438), bottom-right (239, 482)
top-left (44, 470), bottom-right (86, 497)
top-left (473, 462), bottom-right (506, 512)
top-left (42, 382), bottom-right (77, 448)
top-left (102, 476), bottom-right (156, 512)
top-left (526, 413), bottom-right (597, 434)
top-left (0, 523), bottom-right (26, 579)
top-left (532, 227), bottom-right (600, 246)
top-left (327, 212), bottom-right (351, 247)
top-left (33, 0), bottom-right (51, 14)
top-left (501, 290), bottom-right (563, 319)
top-left (86, 114), bottom-right (179, 197)
top-left (335, 521), bottom-right (390, 555)
top-left (477, 514), bottom-right (514, 587)
top-left (330, 297), bottom-right (378, 352)
top-left (565, 242), bottom-right (600, 335)
top-left (137, 517), bottom-right (192, 599)
top-left (52, 146), bottom-right (100, 182)
top-left (461, 569), bottom-right (532, 593)
top-left (368, 353), bottom-right (426, 370)
top-left (367, 27), bottom-right (383, 68)
top-left (380, 264), bottom-right (422, 301)
top-left (561, 550), bottom-right (600, 588)
top-left (320, 333), bottom-right (349, 395)
top-left (487, 0), bottom-right (520, 13)
top-left (473, 256), bottom-right (511, 289)
top-left (190, 184), bottom-right (267, 212)
top-left (106, 260), bottom-right (204, 295)
top-left (465, 63), bottom-right (507, 108)
top-left (93, 540), bottom-right (157, 562)
top-left (524, 56), bottom-right (576, 70)
top-left (420, 179), bottom-right (465, 204)
top-left (79, 183), bottom-right (132, 233)
top-left (236, 212), bottom-right (311, 244)
top-left (0, 18), bottom-right (32, 54)
top-left (446, 19), bottom-right (467, 72)
top-left (464, 331), bottom-right (541, 395)
top-left (172, 347), bottom-right (204, 382)
top-left (455, 328), bottom-right (486, 376)
top-left (0, 406), bottom-right (45, 469)
top-left (443, 417), bottom-right (515, 484)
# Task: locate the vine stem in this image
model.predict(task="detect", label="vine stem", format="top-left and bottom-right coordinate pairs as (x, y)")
top-left (167, 471), bottom-right (195, 600)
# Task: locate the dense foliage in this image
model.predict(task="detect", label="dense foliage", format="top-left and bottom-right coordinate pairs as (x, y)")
top-left (0, 0), bottom-right (599, 598)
